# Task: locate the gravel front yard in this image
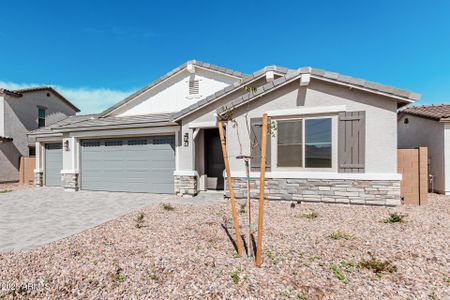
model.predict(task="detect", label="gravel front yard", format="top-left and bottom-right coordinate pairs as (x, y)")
top-left (1, 194), bottom-right (449, 299)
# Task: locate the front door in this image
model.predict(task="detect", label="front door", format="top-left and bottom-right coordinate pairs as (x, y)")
top-left (204, 129), bottom-right (225, 190)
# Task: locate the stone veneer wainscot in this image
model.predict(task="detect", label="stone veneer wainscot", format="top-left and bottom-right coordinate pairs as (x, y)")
top-left (225, 177), bottom-right (401, 206)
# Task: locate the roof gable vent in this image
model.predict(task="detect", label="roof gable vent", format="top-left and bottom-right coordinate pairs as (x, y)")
top-left (189, 80), bottom-right (199, 95)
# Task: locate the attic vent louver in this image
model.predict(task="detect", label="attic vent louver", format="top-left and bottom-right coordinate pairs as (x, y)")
top-left (189, 80), bottom-right (199, 95)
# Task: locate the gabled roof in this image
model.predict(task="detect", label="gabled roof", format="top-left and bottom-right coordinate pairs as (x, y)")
top-left (28, 114), bottom-right (98, 136)
top-left (52, 113), bottom-right (176, 132)
top-left (0, 86), bottom-right (80, 112)
top-left (400, 104), bottom-right (450, 121)
top-left (172, 65), bottom-right (293, 121)
top-left (99, 60), bottom-right (246, 117)
top-left (217, 67), bottom-right (421, 116)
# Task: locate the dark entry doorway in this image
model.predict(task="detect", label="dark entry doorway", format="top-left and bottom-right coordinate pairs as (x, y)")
top-left (204, 128), bottom-right (225, 190)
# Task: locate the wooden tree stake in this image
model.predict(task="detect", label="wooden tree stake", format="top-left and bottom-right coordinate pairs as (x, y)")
top-left (218, 121), bottom-right (244, 257)
top-left (255, 113), bottom-right (268, 267)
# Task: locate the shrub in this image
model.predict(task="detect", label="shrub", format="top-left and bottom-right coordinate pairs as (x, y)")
top-left (239, 202), bottom-right (246, 214)
top-left (359, 253), bottom-right (397, 277)
top-left (330, 264), bottom-right (348, 284)
top-left (340, 260), bottom-right (355, 273)
top-left (162, 203), bottom-right (174, 211)
top-left (230, 272), bottom-right (240, 284)
top-left (135, 212), bottom-right (145, 228)
top-left (0, 189), bottom-right (12, 193)
top-left (384, 212), bottom-right (407, 223)
top-left (328, 231), bottom-right (353, 240)
top-left (297, 292), bottom-right (306, 300)
top-left (300, 211), bottom-right (318, 220)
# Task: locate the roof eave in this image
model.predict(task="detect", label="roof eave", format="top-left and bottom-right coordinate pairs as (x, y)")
top-left (217, 73), bottom-right (420, 117)
top-left (53, 122), bottom-right (179, 133)
top-left (172, 65), bottom-right (292, 122)
top-left (99, 60), bottom-right (246, 118)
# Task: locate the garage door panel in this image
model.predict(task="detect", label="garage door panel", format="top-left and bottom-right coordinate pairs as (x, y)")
top-left (45, 143), bottom-right (62, 187)
top-left (81, 136), bottom-right (175, 193)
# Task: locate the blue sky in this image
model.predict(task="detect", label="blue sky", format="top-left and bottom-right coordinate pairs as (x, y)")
top-left (0, 0), bottom-right (449, 113)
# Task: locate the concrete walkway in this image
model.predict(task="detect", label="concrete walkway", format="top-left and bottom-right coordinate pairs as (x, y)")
top-left (0, 187), bottom-right (223, 252)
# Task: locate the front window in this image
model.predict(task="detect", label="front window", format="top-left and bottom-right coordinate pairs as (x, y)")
top-left (277, 119), bottom-right (303, 167)
top-left (277, 117), bottom-right (332, 168)
top-left (38, 107), bottom-right (46, 128)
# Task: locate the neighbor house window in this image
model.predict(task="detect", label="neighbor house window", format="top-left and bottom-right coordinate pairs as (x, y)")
top-left (277, 118), bottom-right (332, 168)
top-left (38, 107), bottom-right (46, 128)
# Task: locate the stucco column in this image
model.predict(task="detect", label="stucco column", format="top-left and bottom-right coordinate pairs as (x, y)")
top-left (61, 137), bottom-right (79, 192)
top-left (34, 142), bottom-right (44, 187)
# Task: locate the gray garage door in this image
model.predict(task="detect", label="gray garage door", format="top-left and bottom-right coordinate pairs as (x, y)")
top-left (80, 136), bottom-right (175, 193)
top-left (45, 143), bottom-right (62, 187)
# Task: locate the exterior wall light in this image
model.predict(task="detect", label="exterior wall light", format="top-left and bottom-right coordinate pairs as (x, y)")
top-left (184, 133), bottom-right (189, 147)
top-left (64, 140), bottom-right (70, 151)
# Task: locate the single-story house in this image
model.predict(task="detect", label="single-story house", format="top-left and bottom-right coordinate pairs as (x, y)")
top-left (0, 87), bottom-right (79, 182)
top-left (398, 104), bottom-right (450, 195)
top-left (30, 60), bottom-right (420, 206)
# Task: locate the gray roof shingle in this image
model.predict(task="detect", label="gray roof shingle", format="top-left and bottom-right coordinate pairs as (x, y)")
top-left (28, 114), bottom-right (98, 135)
top-left (217, 67), bottom-right (421, 116)
top-left (53, 113), bottom-right (176, 131)
top-left (99, 60), bottom-right (246, 117)
top-left (400, 104), bottom-right (450, 121)
top-left (172, 65), bottom-right (293, 121)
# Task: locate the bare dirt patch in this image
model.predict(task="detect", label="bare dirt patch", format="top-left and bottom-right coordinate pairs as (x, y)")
top-left (0, 182), bottom-right (25, 193)
top-left (0, 194), bottom-right (449, 299)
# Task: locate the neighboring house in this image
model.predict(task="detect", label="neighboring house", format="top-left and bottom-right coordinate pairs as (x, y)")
top-left (0, 87), bottom-right (79, 182)
top-left (30, 60), bottom-right (420, 206)
top-left (398, 105), bottom-right (450, 195)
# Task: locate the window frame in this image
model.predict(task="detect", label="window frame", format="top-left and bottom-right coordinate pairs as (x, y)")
top-left (38, 107), bottom-right (46, 128)
top-left (273, 115), bottom-right (336, 172)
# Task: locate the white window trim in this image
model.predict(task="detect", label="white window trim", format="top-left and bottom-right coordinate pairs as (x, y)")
top-left (271, 115), bottom-right (338, 172)
top-left (267, 105), bottom-right (346, 117)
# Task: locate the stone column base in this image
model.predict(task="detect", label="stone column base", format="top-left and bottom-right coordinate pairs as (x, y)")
top-left (63, 173), bottom-right (79, 191)
top-left (175, 175), bottom-right (198, 197)
top-left (34, 171), bottom-right (44, 187)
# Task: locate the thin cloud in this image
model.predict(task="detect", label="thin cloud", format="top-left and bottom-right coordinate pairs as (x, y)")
top-left (0, 81), bottom-right (134, 114)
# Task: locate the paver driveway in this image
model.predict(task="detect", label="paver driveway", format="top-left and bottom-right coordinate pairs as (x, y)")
top-left (0, 187), bottom-right (223, 252)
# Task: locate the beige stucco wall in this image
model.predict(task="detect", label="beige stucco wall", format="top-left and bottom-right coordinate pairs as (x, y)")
top-left (1, 91), bottom-right (77, 182)
top-left (177, 77), bottom-right (269, 172)
top-left (178, 78), bottom-right (400, 177)
top-left (398, 114), bottom-right (446, 194)
top-left (114, 68), bottom-right (239, 117)
top-left (4, 91), bottom-right (77, 156)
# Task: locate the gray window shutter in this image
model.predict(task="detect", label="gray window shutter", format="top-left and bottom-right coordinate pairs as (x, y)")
top-left (338, 111), bottom-right (365, 173)
top-left (250, 117), bottom-right (271, 171)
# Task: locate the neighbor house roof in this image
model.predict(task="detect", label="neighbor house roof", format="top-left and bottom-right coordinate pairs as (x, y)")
top-left (172, 65), bottom-right (293, 121)
top-left (0, 136), bottom-right (13, 142)
top-left (0, 88), bottom-right (21, 97)
top-left (52, 113), bottom-right (177, 132)
top-left (99, 60), bottom-right (246, 117)
top-left (28, 114), bottom-right (99, 136)
top-left (400, 104), bottom-right (450, 122)
top-left (0, 86), bottom-right (80, 112)
top-left (217, 67), bottom-right (421, 116)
